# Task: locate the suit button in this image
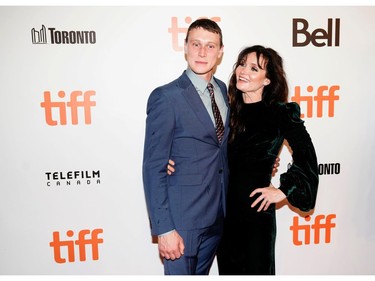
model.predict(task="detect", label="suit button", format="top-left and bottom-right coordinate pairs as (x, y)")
top-left (219, 169), bottom-right (223, 174)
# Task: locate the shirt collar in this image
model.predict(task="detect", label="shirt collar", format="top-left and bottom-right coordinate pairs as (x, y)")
top-left (186, 67), bottom-right (217, 94)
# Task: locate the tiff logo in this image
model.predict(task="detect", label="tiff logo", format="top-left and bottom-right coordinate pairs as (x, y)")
top-left (40, 90), bottom-right (96, 126)
top-left (31, 25), bottom-right (47, 44)
top-left (49, 228), bottom-right (103, 263)
top-left (290, 214), bottom-right (336, 246)
top-left (291, 85), bottom-right (340, 118)
top-left (168, 16), bottom-right (221, 51)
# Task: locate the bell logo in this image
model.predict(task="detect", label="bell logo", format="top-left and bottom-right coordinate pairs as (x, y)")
top-left (40, 90), bottom-right (96, 126)
top-left (49, 228), bottom-right (103, 263)
top-left (293, 18), bottom-right (340, 47)
top-left (290, 214), bottom-right (336, 246)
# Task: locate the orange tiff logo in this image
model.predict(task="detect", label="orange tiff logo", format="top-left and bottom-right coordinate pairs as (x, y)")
top-left (168, 16), bottom-right (221, 51)
top-left (49, 228), bottom-right (103, 263)
top-left (40, 90), bottom-right (96, 126)
top-left (290, 214), bottom-right (336, 246)
top-left (291, 85), bottom-right (340, 118)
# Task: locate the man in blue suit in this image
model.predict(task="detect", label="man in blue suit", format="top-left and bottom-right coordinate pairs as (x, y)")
top-left (142, 18), bottom-right (229, 275)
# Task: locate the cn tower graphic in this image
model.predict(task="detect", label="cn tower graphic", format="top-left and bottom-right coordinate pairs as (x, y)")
top-left (31, 25), bottom-right (47, 44)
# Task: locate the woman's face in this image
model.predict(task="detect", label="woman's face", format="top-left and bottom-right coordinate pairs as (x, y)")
top-left (235, 52), bottom-right (270, 95)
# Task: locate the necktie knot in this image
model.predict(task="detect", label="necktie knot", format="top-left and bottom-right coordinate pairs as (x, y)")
top-left (207, 83), bottom-right (214, 97)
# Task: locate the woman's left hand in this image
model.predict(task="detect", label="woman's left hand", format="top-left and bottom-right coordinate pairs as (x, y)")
top-left (249, 184), bottom-right (286, 212)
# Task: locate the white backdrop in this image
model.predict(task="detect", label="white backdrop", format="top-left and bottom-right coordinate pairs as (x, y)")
top-left (0, 5), bottom-right (374, 275)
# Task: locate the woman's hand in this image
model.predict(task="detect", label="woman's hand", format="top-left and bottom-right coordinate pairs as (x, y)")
top-left (272, 157), bottom-right (280, 177)
top-left (249, 183), bottom-right (286, 212)
top-left (167, 159), bottom-right (175, 175)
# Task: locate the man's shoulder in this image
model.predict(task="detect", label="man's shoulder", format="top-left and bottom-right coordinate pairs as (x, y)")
top-left (152, 72), bottom-right (190, 93)
top-left (213, 76), bottom-right (226, 87)
top-left (213, 77), bottom-right (227, 94)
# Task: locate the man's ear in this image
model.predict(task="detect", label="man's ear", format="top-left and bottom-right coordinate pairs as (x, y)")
top-left (218, 45), bottom-right (224, 59)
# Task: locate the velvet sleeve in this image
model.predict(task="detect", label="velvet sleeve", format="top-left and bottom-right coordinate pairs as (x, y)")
top-left (278, 102), bottom-right (319, 212)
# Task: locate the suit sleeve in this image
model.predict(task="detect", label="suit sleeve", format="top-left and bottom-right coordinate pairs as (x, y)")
top-left (142, 88), bottom-right (176, 235)
top-left (278, 102), bottom-right (319, 212)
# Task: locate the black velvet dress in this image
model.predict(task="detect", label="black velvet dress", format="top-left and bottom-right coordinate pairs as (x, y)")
top-left (217, 101), bottom-right (319, 275)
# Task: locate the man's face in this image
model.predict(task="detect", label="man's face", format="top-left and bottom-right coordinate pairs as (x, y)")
top-left (184, 27), bottom-right (223, 81)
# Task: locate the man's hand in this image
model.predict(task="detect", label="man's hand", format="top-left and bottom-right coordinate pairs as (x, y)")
top-left (158, 230), bottom-right (185, 260)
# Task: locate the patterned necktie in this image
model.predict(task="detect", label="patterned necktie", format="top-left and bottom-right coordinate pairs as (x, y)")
top-left (207, 83), bottom-right (224, 142)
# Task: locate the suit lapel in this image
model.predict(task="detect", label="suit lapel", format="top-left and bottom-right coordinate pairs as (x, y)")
top-left (216, 79), bottom-right (230, 144)
top-left (178, 74), bottom-right (218, 143)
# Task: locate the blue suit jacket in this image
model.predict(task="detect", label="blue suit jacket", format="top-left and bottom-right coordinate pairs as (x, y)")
top-left (142, 71), bottom-right (230, 236)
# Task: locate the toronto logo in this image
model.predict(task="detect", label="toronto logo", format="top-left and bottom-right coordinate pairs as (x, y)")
top-left (31, 25), bottom-right (96, 44)
top-left (31, 25), bottom-right (47, 44)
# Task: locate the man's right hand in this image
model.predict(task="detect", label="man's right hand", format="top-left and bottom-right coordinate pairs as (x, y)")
top-left (158, 230), bottom-right (185, 260)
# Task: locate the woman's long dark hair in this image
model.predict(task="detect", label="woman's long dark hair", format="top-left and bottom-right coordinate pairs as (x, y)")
top-left (228, 45), bottom-right (289, 142)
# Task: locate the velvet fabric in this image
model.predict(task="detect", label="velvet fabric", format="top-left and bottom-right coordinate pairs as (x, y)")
top-left (217, 101), bottom-right (319, 275)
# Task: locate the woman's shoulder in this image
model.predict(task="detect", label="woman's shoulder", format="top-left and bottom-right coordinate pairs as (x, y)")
top-left (274, 101), bottom-right (300, 111)
top-left (273, 102), bottom-right (304, 125)
top-left (274, 101), bottom-right (300, 114)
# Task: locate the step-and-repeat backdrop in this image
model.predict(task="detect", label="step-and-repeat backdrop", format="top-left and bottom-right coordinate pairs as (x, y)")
top-left (0, 5), bottom-right (374, 275)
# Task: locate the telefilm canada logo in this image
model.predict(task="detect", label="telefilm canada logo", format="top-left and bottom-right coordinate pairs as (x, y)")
top-left (45, 170), bottom-right (101, 187)
top-left (31, 25), bottom-right (96, 45)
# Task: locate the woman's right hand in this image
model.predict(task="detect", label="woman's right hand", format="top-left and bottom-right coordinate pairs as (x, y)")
top-left (167, 159), bottom-right (175, 175)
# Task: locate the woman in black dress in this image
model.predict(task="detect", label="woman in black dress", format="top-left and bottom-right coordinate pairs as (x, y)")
top-left (216, 45), bottom-right (319, 275)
